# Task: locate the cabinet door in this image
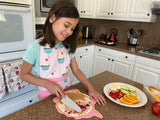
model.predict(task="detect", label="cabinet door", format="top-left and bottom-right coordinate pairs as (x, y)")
top-left (95, 0), bottom-right (111, 17)
top-left (112, 58), bottom-right (134, 79)
top-left (95, 0), bottom-right (130, 18)
top-left (111, 0), bottom-right (130, 17)
top-left (69, 46), bottom-right (93, 84)
top-left (129, 0), bottom-right (152, 18)
top-left (77, 0), bottom-right (94, 17)
top-left (68, 66), bottom-right (77, 85)
top-left (0, 90), bottom-right (38, 118)
top-left (78, 53), bottom-right (91, 78)
top-left (93, 52), bottom-right (109, 76)
top-left (152, 0), bottom-right (160, 1)
top-left (132, 64), bottom-right (160, 85)
top-left (68, 50), bottom-right (80, 85)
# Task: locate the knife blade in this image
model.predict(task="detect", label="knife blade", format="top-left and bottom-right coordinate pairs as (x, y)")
top-left (61, 95), bottom-right (82, 112)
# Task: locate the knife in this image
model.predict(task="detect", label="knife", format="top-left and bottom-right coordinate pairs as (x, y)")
top-left (61, 95), bottom-right (82, 112)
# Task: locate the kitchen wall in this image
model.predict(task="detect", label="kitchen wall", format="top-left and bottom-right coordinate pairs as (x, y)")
top-left (79, 16), bottom-right (160, 49)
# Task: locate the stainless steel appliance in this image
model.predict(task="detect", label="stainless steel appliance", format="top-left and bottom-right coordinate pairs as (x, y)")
top-left (127, 29), bottom-right (143, 46)
top-left (35, 0), bottom-right (75, 17)
top-left (128, 38), bottom-right (139, 46)
top-left (0, 0), bottom-right (38, 118)
top-left (139, 48), bottom-right (160, 57)
top-left (82, 25), bottom-right (95, 39)
top-left (151, 2), bottom-right (160, 15)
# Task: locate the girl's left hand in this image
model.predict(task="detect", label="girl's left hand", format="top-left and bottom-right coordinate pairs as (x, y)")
top-left (88, 88), bottom-right (106, 106)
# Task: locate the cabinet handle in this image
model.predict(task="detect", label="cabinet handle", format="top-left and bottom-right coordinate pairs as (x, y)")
top-left (147, 13), bottom-right (150, 16)
top-left (29, 100), bottom-right (33, 103)
top-left (80, 56), bottom-right (82, 58)
top-left (86, 49), bottom-right (88, 51)
top-left (108, 12), bottom-right (110, 15)
top-left (81, 11), bottom-right (85, 13)
top-left (125, 56), bottom-right (128, 58)
top-left (111, 12), bottom-right (113, 15)
top-left (99, 49), bottom-right (101, 51)
top-left (108, 58), bottom-right (110, 60)
top-left (112, 59), bottom-right (114, 61)
top-left (84, 11), bottom-right (86, 13)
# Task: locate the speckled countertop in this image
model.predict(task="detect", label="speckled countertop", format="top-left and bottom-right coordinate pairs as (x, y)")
top-left (1, 71), bottom-right (159, 120)
top-left (77, 39), bottom-right (160, 61)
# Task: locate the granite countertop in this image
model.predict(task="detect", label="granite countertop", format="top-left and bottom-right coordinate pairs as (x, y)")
top-left (1, 71), bottom-right (159, 120)
top-left (77, 39), bottom-right (160, 61)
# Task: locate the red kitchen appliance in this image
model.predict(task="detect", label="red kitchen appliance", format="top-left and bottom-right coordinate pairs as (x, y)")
top-left (107, 28), bottom-right (118, 43)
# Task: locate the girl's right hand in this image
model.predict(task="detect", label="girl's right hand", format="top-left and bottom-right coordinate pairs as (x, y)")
top-left (46, 81), bottom-right (65, 98)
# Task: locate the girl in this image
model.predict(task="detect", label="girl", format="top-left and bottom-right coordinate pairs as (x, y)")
top-left (20, 0), bottom-right (106, 105)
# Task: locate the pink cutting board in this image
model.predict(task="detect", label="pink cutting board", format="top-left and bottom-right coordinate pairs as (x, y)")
top-left (53, 89), bottom-right (103, 119)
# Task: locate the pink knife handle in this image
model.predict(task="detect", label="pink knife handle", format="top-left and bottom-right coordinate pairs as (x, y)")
top-left (58, 91), bottom-right (66, 96)
top-left (63, 91), bottom-right (66, 95)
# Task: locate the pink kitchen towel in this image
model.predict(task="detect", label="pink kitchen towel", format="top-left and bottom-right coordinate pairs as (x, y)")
top-left (2, 61), bottom-right (28, 93)
top-left (0, 66), bottom-right (6, 99)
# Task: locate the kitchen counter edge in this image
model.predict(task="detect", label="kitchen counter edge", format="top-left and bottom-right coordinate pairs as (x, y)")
top-left (77, 39), bottom-right (160, 61)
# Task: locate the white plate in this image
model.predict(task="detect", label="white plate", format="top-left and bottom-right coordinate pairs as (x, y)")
top-left (103, 82), bottom-right (148, 108)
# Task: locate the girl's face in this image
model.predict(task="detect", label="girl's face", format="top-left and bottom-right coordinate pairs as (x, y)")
top-left (49, 15), bottom-right (79, 44)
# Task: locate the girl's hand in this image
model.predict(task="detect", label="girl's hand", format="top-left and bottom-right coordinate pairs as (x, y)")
top-left (46, 81), bottom-right (65, 98)
top-left (88, 88), bottom-right (106, 106)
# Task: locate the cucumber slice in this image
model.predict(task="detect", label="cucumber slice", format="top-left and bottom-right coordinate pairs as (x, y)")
top-left (128, 88), bottom-right (136, 92)
top-left (120, 89), bottom-right (129, 95)
top-left (129, 91), bottom-right (137, 97)
top-left (120, 85), bottom-right (129, 90)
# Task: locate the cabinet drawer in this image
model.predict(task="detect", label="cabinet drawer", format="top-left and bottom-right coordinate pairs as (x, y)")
top-left (95, 46), bottom-right (110, 54)
top-left (135, 56), bottom-right (160, 69)
top-left (76, 46), bottom-right (91, 54)
top-left (111, 50), bottom-right (136, 61)
top-left (95, 46), bottom-right (136, 61)
top-left (0, 90), bottom-right (38, 118)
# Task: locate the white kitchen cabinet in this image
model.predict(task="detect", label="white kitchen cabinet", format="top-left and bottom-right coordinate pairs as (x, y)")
top-left (75, 0), bottom-right (94, 18)
top-left (93, 51), bottom-right (110, 75)
top-left (0, 90), bottom-right (38, 118)
top-left (129, 0), bottom-right (156, 22)
top-left (93, 46), bottom-right (135, 79)
top-left (75, 0), bottom-right (156, 22)
top-left (94, 0), bottom-right (111, 17)
top-left (69, 46), bottom-right (94, 85)
top-left (132, 56), bottom-right (160, 86)
top-left (95, 0), bottom-right (130, 19)
top-left (112, 57), bottom-right (135, 79)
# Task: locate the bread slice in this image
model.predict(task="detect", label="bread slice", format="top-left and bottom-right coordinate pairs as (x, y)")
top-left (148, 86), bottom-right (160, 93)
top-left (58, 91), bottom-right (93, 117)
top-left (146, 86), bottom-right (160, 102)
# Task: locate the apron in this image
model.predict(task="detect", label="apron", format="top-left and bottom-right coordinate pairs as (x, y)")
top-left (39, 43), bottom-right (72, 100)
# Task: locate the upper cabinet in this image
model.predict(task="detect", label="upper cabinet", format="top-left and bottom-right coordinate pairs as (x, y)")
top-left (76, 0), bottom-right (157, 22)
top-left (129, 0), bottom-right (156, 22)
top-left (95, 0), bottom-right (130, 19)
top-left (75, 0), bottom-right (94, 18)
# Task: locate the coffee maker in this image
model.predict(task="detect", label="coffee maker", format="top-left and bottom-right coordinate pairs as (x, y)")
top-left (82, 25), bottom-right (95, 39)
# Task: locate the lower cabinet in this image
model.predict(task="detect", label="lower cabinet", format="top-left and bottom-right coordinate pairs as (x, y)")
top-left (112, 57), bottom-right (134, 79)
top-left (132, 56), bottom-right (160, 86)
top-left (93, 52), bottom-right (110, 75)
top-left (93, 46), bottom-right (135, 79)
top-left (69, 46), bottom-right (93, 85)
top-left (0, 90), bottom-right (38, 118)
top-left (69, 45), bottom-right (160, 86)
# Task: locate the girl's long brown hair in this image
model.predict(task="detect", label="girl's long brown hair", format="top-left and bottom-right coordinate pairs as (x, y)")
top-left (39, 0), bottom-right (79, 53)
